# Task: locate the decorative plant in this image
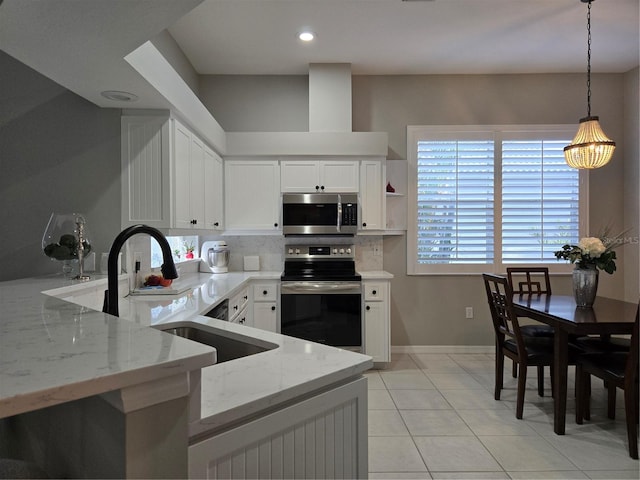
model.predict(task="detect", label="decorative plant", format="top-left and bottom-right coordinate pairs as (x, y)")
top-left (173, 248), bottom-right (181, 259)
top-left (554, 227), bottom-right (629, 274)
top-left (183, 241), bottom-right (195, 254)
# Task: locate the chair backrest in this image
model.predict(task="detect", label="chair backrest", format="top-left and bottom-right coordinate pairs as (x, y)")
top-left (624, 303), bottom-right (639, 382)
top-left (483, 273), bottom-right (525, 351)
top-left (507, 267), bottom-right (552, 295)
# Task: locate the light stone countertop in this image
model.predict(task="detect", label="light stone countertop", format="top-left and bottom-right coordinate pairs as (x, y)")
top-left (0, 274), bottom-right (216, 418)
top-left (360, 270), bottom-right (394, 280)
top-left (1, 269), bottom-right (377, 433)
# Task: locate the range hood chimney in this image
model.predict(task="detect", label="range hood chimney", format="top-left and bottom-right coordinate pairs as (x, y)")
top-left (225, 63), bottom-right (388, 156)
top-left (308, 63), bottom-right (352, 132)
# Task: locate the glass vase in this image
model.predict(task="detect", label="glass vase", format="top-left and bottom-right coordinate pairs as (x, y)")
top-left (572, 266), bottom-right (598, 308)
top-left (42, 213), bottom-right (91, 278)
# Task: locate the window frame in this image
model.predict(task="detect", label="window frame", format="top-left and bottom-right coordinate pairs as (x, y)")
top-left (407, 124), bottom-right (589, 275)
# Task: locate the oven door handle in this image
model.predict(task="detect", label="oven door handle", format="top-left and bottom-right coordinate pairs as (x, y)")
top-left (281, 282), bottom-right (361, 294)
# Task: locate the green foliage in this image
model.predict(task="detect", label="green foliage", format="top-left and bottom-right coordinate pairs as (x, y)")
top-left (554, 244), bottom-right (617, 274)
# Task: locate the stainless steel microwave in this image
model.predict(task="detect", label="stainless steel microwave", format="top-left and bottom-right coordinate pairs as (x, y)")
top-left (282, 193), bottom-right (358, 236)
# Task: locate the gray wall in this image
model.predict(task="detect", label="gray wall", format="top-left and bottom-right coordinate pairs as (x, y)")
top-left (623, 67), bottom-right (640, 301)
top-left (352, 73), bottom-right (634, 346)
top-left (0, 51), bottom-right (122, 282)
top-left (200, 71), bottom-right (638, 347)
top-left (199, 75), bottom-right (309, 132)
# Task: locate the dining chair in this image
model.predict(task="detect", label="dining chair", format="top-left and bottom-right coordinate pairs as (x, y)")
top-left (483, 273), bottom-right (559, 419)
top-left (506, 267), bottom-right (555, 379)
top-left (575, 305), bottom-right (639, 459)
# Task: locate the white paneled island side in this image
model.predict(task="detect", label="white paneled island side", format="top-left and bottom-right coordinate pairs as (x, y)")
top-left (0, 271), bottom-right (372, 478)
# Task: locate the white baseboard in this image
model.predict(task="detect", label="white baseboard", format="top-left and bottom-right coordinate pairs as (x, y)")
top-left (391, 345), bottom-right (494, 354)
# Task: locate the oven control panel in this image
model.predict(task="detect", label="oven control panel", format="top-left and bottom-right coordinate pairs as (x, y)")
top-left (286, 245), bottom-right (355, 259)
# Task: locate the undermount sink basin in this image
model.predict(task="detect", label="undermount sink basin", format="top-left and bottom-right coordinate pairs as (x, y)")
top-left (157, 324), bottom-right (276, 364)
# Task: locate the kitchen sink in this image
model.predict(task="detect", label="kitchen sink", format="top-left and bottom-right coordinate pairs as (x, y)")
top-left (156, 324), bottom-right (276, 363)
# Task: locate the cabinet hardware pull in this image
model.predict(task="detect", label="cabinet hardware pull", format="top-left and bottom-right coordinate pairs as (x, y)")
top-left (315, 185), bottom-right (320, 191)
top-left (372, 290), bottom-right (377, 295)
top-left (271, 306), bottom-right (276, 311)
top-left (366, 305), bottom-right (371, 311)
top-left (263, 290), bottom-right (268, 295)
top-left (274, 222), bottom-right (278, 227)
top-left (214, 222), bottom-right (219, 227)
top-left (363, 222), bottom-right (367, 227)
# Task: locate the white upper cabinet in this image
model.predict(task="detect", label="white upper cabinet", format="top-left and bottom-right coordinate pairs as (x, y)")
top-left (121, 114), bottom-right (223, 231)
top-left (281, 159), bottom-right (359, 193)
top-left (359, 160), bottom-right (385, 231)
top-left (204, 147), bottom-right (224, 230)
top-left (121, 115), bottom-right (171, 229)
top-left (224, 159), bottom-right (281, 232)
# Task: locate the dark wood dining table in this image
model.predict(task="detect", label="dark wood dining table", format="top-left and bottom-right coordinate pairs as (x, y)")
top-left (511, 294), bottom-right (637, 435)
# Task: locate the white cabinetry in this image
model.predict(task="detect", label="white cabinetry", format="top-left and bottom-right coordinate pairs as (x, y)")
top-left (174, 119), bottom-right (206, 230)
top-left (385, 159), bottom-right (407, 233)
top-left (251, 282), bottom-right (278, 333)
top-left (204, 147), bottom-right (224, 230)
top-left (359, 160), bottom-right (385, 231)
top-left (121, 114), bottom-right (223, 231)
top-left (363, 280), bottom-right (390, 364)
top-left (225, 160), bottom-right (281, 232)
top-left (121, 115), bottom-right (171, 229)
top-left (229, 286), bottom-right (250, 326)
top-left (281, 159), bottom-right (359, 193)
top-left (188, 377), bottom-right (368, 479)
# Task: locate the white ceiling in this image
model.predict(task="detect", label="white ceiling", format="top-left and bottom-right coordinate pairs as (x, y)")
top-left (169, 0), bottom-right (639, 75)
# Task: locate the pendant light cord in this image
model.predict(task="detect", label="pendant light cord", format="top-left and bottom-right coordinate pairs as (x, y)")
top-left (586, 0), bottom-right (592, 117)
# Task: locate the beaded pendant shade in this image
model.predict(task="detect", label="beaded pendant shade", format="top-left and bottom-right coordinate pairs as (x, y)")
top-left (564, 0), bottom-right (616, 169)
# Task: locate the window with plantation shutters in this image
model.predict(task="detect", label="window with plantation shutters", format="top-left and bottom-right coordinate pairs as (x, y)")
top-left (407, 125), bottom-right (587, 275)
top-left (416, 138), bottom-right (495, 265)
top-left (502, 138), bottom-right (580, 264)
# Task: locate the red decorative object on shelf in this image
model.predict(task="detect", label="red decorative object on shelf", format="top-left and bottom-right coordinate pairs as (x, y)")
top-left (386, 182), bottom-right (395, 193)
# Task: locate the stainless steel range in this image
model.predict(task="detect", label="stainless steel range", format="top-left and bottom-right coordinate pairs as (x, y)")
top-left (280, 245), bottom-right (362, 350)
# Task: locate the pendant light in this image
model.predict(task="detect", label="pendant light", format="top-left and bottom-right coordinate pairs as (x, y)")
top-left (564, 0), bottom-right (615, 169)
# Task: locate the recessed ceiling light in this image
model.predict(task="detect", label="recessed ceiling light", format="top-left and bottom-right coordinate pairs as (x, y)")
top-left (298, 31), bottom-right (315, 42)
top-left (100, 90), bottom-right (138, 102)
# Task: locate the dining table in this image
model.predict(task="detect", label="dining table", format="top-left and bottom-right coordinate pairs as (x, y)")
top-left (511, 294), bottom-right (637, 435)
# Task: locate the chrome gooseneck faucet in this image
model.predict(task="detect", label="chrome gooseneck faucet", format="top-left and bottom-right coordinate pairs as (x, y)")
top-left (102, 225), bottom-right (178, 317)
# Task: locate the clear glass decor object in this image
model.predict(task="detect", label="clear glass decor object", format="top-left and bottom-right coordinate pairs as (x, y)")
top-left (42, 213), bottom-right (91, 278)
top-left (573, 266), bottom-right (599, 308)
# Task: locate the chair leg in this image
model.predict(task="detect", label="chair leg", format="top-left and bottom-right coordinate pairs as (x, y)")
top-left (512, 360), bottom-right (517, 378)
top-left (537, 365), bottom-right (544, 397)
top-left (584, 374), bottom-right (592, 421)
top-left (607, 384), bottom-right (617, 419)
top-left (550, 364), bottom-right (555, 398)
top-left (495, 348), bottom-right (504, 401)
top-left (516, 364), bottom-right (527, 419)
top-left (623, 384), bottom-right (638, 459)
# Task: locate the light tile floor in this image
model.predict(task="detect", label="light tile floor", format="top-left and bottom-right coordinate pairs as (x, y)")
top-left (366, 353), bottom-right (639, 480)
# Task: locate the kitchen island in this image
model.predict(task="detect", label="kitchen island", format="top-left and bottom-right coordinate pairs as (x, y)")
top-left (0, 272), bottom-right (372, 478)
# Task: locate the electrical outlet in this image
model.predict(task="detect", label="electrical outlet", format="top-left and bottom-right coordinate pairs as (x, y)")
top-left (465, 306), bottom-right (474, 319)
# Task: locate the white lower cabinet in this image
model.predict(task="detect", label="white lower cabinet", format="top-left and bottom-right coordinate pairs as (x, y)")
top-left (251, 282), bottom-right (279, 333)
top-left (229, 287), bottom-right (250, 326)
top-left (188, 376), bottom-right (368, 479)
top-left (363, 280), bottom-right (391, 364)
